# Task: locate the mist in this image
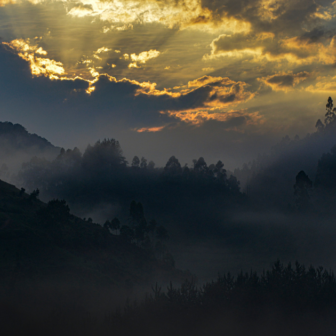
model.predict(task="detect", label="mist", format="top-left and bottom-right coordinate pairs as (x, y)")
top-left (2, 99), bottom-right (336, 334)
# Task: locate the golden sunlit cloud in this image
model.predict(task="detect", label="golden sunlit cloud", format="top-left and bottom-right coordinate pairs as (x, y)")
top-left (128, 62), bottom-right (140, 68)
top-left (158, 76), bottom-right (255, 124)
top-left (114, 24), bottom-right (133, 31)
top-left (0, 0), bottom-right (42, 5)
top-left (102, 24), bottom-right (133, 32)
top-left (63, 0), bottom-right (250, 32)
top-left (258, 0), bottom-right (287, 22)
top-left (166, 109), bottom-right (263, 127)
top-left (0, 0), bottom-right (13, 5)
top-left (306, 76), bottom-right (336, 93)
top-left (1, 0), bottom-right (250, 33)
top-left (130, 50), bottom-right (160, 63)
top-left (205, 30), bottom-right (336, 67)
top-left (311, 2), bottom-right (336, 20)
top-left (95, 47), bottom-right (111, 54)
top-left (3, 0), bottom-right (336, 143)
top-left (89, 67), bottom-right (99, 77)
top-left (204, 33), bottom-right (265, 60)
top-left (188, 76), bottom-right (224, 87)
top-left (135, 126), bottom-right (165, 133)
top-left (3, 39), bottom-right (65, 79)
top-left (277, 36), bottom-right (336, 65)
top-left (35, 47), bottom-right (47, 55)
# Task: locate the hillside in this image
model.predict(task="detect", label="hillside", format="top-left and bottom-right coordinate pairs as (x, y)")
top-left (0, 179), bottom-right (185, 291)
top-left (0, 121), bottom-right (59, 178)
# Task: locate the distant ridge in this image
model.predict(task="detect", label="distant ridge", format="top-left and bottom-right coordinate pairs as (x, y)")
top-left (0, 122), bottom-right (55, 149)
top-left (0, 121), bottom-right (60, 175)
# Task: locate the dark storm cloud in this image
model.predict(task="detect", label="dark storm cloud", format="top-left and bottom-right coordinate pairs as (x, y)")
top-left (299, 27), bottom-right (336, 43)
top-left (201, 0), bottom-right (335, 34)
top-left (203, 0), bottom-right (336, 65)
top-left (259, 71), bottom-right (310, 91)
top-left (0, 44), bottom-right (255, 130)
top-left (209, 32), bottom-right (264, 54)
top-left (267, 74), bottom-right (295, 86)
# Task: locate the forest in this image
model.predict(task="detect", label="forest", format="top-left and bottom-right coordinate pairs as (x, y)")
top-left (2, 97), bottom-right (336, 335)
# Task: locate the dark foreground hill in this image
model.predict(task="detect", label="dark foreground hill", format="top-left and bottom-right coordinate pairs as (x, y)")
top-left (0, 178), bottom-right (187, 295)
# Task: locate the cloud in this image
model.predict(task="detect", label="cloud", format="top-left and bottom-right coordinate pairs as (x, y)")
top-left (0, 0), bottom-right (252, 33)
top-left (188, 75), bottom-right (224, 87)
top-left (128, 62), bottom-right (140, 68)
top-left (1, 40), bottom-right (255, 122)
top-left (95, 47), bottom-right (111, 54)
top-left (130, 49), bottom-right (160, 64)
top-left (114, 24), bottom-right (133, 31)
top-left (0, 0), bottom-right (42, 5)
top-left (205, 29), bottom-right (336, 65)
top-left (306, 76), bottom-right (336, 93)
top-left (63, 0), bottom-right (214, 30)
top-left (0, 41), bottom-right (306, 170)
top-left (0, 45), bottom-right (254, 127)
top-left (135, 126), bottom-right (166, 133)
top-left (200, 0), bottom-right (336, 67)
top-left (259, 71), bottom-right (310, 91)
top-left (2, 45), bottom-right (254, 126)
top-left (67, 4), bottom-right (94, 18)
top-left (204, 32), bottom-right (268, 60)
top-left (298, 27), bottom-right (336, 44)
top-left (163, 76), bottom-right (255, 123)
top-left (3, 39), bottom-right (65, 79)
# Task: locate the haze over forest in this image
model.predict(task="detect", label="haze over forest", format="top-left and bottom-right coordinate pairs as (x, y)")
top-left (2, 0), bottom-right (336, 335)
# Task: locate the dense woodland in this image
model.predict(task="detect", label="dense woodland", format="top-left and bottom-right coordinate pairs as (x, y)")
top-left (110, 261), bottom-right (336, 336)
top-left (11, 137), bottom-right (243, 239)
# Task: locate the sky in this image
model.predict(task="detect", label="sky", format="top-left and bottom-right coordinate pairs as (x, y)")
top-left (1, 0), bottom-right (336, 168)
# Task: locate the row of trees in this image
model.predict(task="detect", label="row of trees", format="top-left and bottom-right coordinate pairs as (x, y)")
top-left (106, 261), bottom-right (336, 336)
top-left (13, 139), bottom-right (244, 237)
top-left (16, 138), bottom-right (240, 189)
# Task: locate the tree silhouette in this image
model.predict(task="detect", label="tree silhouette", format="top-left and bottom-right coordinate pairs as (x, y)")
top-left (29, 188), bottom-right (40, 200)
top-left (315, 119), bottom-right (324, 131)
top-left (164, 156), bottom-right (182, 176)
top-left (131, 156), bottom-right (140, 168)
top-left (325, 96), bottom-right (336, 125)
top-left (294, 170), bottom-right (312, 210)
top-left (140, 157), bottom-right (147, 169)
top-left (148, 160), bottom-right (155, 169)
top-left (104, 217), bottom-right (121, 234)
top-left (111, 217), bottom-right (121, 234)
top-left (82, 138), bottom-right (127, 172)
top-left (193, 157), bottom-right (207, 174)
